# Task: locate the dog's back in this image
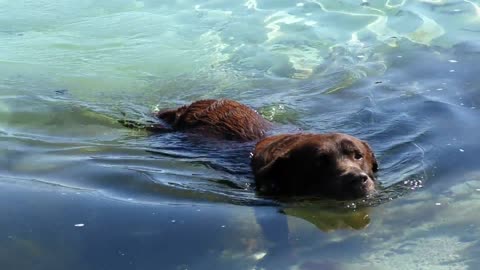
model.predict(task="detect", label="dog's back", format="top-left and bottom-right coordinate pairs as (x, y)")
top-left (156, 99), bottom-right (272, 141)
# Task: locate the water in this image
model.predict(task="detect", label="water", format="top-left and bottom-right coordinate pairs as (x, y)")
top-left (1, 0), bottom-right (480, 269)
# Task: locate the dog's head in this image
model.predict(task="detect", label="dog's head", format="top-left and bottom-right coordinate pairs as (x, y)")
top-left (254, 133), bottom-right (378, 199)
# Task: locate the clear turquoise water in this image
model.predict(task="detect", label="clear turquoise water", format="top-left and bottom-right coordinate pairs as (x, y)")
top-left (1, 0), bottom-right (480, 269)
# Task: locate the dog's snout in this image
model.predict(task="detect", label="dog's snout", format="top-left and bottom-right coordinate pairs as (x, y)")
top-left (359, 173), bottom-right (368, 183)
top-left (344, 171), bottom-right (369, 184)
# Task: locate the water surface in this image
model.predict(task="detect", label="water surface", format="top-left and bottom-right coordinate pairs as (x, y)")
top-left (1, 0), bottom-right (480, 269)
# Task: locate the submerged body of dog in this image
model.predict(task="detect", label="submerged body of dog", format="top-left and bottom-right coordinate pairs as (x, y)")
top-left (122, 99), bottom-right (378, 199)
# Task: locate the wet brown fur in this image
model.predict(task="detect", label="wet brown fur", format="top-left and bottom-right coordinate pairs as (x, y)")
top-left (123, 99), bottom-right (379, 199)
top-left (251, 133), bottom-right (378, 199)
top-left (154, 99), bottom-right (272, 141)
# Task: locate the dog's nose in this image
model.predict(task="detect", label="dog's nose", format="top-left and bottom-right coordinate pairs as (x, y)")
top-left (359, 173), bottom-right (369, 183)
top-left (345, 172), bottom-right (369, 184)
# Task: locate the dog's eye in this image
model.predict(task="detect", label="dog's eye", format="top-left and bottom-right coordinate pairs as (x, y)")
top-left (354, 151), bottom-right (363, 160)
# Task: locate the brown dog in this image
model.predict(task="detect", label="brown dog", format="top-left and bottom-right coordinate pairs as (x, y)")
top-left (251, 133), bottom-right (378, 199)
top-left (121, 99), bottom-right (378, 199)
top-left (143, 99), bottom-right (272, 141)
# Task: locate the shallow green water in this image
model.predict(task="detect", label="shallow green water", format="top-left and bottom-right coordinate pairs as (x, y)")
top-left (1, 0), bottom-right (480, 269)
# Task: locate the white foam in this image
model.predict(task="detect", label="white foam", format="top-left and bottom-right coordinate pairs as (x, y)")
top-left (244, 0), bottom-right (258, 10)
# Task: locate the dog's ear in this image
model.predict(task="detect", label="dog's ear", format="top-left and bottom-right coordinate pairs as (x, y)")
top-left (362, 141), bottom-right (378, 172)
top-left (371, 152), bottom-right (378, 172)
top-left (254, 152), bottom-right (290, 179)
